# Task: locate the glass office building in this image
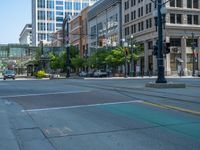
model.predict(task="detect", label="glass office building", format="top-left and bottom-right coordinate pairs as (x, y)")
top-left (32, 0), bottom-right (99, 46)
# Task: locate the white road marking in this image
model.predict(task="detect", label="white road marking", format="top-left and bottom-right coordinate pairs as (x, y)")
top-left (23, 100), bottom-right (143, 112)
top-left (0, 90), bottom-right (91, 99)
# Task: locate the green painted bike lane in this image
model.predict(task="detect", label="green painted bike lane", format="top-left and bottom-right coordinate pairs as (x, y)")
top-left (98, 102), bottom-right (200, 141)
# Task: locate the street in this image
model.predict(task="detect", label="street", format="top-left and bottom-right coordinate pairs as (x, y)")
top-left (0, 78), bottom-right (200, 150)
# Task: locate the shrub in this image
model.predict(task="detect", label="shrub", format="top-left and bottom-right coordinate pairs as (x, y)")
top-left (36, 70), bottom-right (46, 78)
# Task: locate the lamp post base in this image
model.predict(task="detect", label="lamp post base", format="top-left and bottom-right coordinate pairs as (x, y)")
top-left (156, 66), bottom-right (167, 83)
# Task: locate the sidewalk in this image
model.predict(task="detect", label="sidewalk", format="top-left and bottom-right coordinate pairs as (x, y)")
top-left (0, 99), bottom-right (55, 150)
top-left (0, 100), bottom-right (20, 150)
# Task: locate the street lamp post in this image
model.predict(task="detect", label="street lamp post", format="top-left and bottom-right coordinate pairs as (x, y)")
top-left (130, 35), bottom-right (134, 77)
top-left (192, 32), bottom-right (195, 76)
top-left (122, 39), bottom-right (128, 78)
top-left (155, 0), bottom-right (167, 83)
top-left (63, 15), bottom-right (71, 78)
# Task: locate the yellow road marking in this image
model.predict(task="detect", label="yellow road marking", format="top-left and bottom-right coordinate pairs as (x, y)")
top-left (143, 101), bottom-right (200, 116)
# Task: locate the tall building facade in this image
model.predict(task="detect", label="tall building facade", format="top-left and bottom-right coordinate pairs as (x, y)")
top-left (87, 0), bottom-right (122, 54)
top-left (70, 6), bottom-right (90, 56)
top-left (122, 0), bottom-right (200, 76)
top-left (19, 24), bottom-right (32, 46)
top-left (32, 0), bottom-right (98, 46)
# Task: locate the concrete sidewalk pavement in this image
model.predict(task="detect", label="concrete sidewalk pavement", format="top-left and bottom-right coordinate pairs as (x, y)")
top-left (0, 99), bottom-right (55, 150)
top-left (0, 100), bottom-right (20, 150)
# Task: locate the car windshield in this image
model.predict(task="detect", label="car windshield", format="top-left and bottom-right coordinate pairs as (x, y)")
top-left (5, 70), bottom-right (15, 74)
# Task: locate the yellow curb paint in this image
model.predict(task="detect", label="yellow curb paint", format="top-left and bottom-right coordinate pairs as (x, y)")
top-left (143, 101), bottom-right (200, 116)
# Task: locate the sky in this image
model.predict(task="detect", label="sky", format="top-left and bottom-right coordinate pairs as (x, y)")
top-left (0, 0), bottom-right (31, 44)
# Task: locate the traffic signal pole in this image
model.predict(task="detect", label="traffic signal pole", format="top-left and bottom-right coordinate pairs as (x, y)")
top-left (156, 0), bottom-right (167, 83)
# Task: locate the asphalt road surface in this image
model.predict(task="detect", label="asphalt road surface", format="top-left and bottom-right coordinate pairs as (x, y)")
top-left (0, 78), bottom-right (200, 150)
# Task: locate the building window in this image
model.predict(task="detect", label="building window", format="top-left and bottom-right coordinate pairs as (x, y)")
top-left (134, 10), bottom-right (136, 19)
top-left (82, 3), bottom-right (89, 9)
top-left (176, 0), bottom-right (182, 7)
top-left (56, 6), bottom-right (63, 10)
top-left (125, 1), bottom-right (129, 10)
top-left (177, 14), bottom-right (182, 24)
top-left (187, 0), bottom-right (192, 8)
top-left (193, 0), bottom-right (199, 9)
top-left (38, 33), bottom-right (46, 41)
top-left (138, 8), bottom-right (140, 17)
top-left (131, 12), bottom-right (134, 20)
top-left (38, 23), bottom-right (46, 31)
top-left (37, 0), bottom-right (45, 8)
top-left (47, 23), bottom-right (55, 31)
top-left (65, 2), bottom-right (73, 10)
top-left (38, 11), bottom-right (45, 20)
top-left (187, 15), bottom-right (193, 24)
top-left (125, 27), bottom-right (130, 36)
top-left (170, 0), bottom-right (182, 7)
top-left (186, 39), bottom-right (198, 47)
top-left (56, 1), bottom-right (63, 5)
top-left (170, 14), bottom-right (176, 24)
top-left (74, 2), bottom-right (81, 10)
top-left (141, 7), bottom-right (143, 16)
top-left (47, 0), bottom-right (54, 9)
top-left (134, 24), bottom-right (136, 33)
top-left (125, 14), bottom-right (130, 23)
top-left (170, 0), bottom-right (175, 7)
top-left (193, 15), bottom-right (199, 25)
top-left (149, 3), bottom-right (152, 13)
top-left (47, 11), bottom-right (54, 20)
top-left (170, 38), bottom-right (181, 47)
top-left (146, 4), bottom-right (148, 14)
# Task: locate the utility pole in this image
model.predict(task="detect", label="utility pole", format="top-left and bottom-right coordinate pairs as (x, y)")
top-left (156, 0), bottom-right (167, 83)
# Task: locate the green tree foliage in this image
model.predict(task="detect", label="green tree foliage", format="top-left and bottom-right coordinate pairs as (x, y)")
top-left (48, 52), bottom-right (60, 72)
top-left (71, 55), bottom-right (85, 72)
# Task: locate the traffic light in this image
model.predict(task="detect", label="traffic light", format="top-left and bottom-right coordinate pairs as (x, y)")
top-left (152, 45), bottom-right (158, 56)
top-left (165, 43), bottom-right (170, 54)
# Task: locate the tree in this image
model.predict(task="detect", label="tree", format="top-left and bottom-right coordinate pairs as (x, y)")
top-left (71, 54), bottom-right (85, 72)
top-left (48, 52), bottom-right (60, 73)
top-left (105, 47), bottom-right (126, 73)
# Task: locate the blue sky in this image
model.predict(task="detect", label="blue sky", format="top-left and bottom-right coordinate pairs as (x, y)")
top-left (0, 0), bottom-right (31, 44)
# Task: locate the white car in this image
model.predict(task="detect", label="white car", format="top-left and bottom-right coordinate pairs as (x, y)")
top-left (79, 71), bottom-right (87, 77)
top-left (93, 70), bottom-right (107, 77)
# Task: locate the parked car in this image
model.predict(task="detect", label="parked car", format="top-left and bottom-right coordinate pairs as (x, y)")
top-left (93, 69), bottom-right (108, 77)
top-left (79, 71), bottom-right (87, 77)
top-left (3, 70), bottom-right (16, 80)
top-left (87, 71), bottom-right (94, 77)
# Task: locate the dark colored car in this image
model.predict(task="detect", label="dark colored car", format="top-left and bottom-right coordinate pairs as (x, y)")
top-left (3, 70), bottom-right (16, 80)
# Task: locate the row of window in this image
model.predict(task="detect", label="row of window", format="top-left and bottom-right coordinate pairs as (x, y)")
top-left (170, 0), bottom-right (199, 9)
top-left (38, 33), bottom-right (52, 41)
top-left (37, 11), bottom-right (79, 21)
top-left (124, 3), bottom-right (152, 24)
top-left (37, 0), bottom-right (89, 10)
top-left (124, 0), bottom-right (143, 10)
top-left (170, 14), bottom-right (199, 25)
top-left (38, 23), bottom-right (55, 31)
top-left (124, 18), bottom-right (152, 36)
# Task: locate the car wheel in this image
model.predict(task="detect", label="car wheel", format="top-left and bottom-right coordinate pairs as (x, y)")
top-left (3, 78), bottom-right (6, 80)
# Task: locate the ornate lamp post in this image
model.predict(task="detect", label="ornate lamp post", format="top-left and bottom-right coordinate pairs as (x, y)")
top-left (62, 15), bottom-right (71, 78)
